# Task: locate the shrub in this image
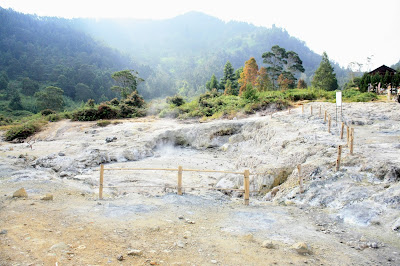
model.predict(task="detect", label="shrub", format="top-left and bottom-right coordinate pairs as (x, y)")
top-left (5, 121), bottom-right (43, 141)
top-left (47, 114), bottom-right (61, 122)
top-left (119, 103), bottom-right (135, 118)
top-left (242, 84), bottom-right (259, 101)
top-left (72, 108), bottom-right (98, 121)
top-left (109, 98), bottom-right (120, 106)
top-left (123, 91), bottom-right (145, 108)
top-left (97, 120), bottom-right (111, 127)
top-left (40, 109), bottom-right (56, 116)
top-left (86, 99), bottom-right (95, 107)
top-left (166, 95), bottom-right (185, 106)
top-left (97, 104), bottom-right (118, 119)
top-left (0, 114), bottom-right (12, 126)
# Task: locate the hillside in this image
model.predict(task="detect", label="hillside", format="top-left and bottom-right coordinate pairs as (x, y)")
top-left (0, 7), bottom-right (150, 106)
top-left (0, 7), bottom-right (349, 114)
top-left (75, 11), bottom-right (348, 97)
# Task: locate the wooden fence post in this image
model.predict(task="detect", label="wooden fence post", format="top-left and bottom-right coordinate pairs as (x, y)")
top-left (340, 122), bottom-right (344, 139)
top-left (288, 108), bottom-right (291, 114)
top-left (347, 125), bottom-right (350, 146)
top-left (350, 128), bottom-right (354, 155)
top-left (297, 164), bottom-right (303, 193)
top-left (99, 164), bottom-right (104, 200)
top-left (244, 170), bottom-right (250, 205)
top-left (177, 166), bottom-right (183, 195)
top-left (302, 104), bottom-right (304, 114)
top-left (310, 106), bottom-right (313, 116)
top-left (324, 110), bottom-right (327, 123)
top-left (336, 145), bottom-right (342, 172)
top-left (328, 115), bottom-right (331, 133)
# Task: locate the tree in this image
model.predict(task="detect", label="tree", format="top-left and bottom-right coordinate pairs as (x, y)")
top-left (75, 83), bottom-right (94, 102)
top-left (255, 67), bottom-right (271, 91)
top-left (35, 86), bottom-right (64, 111)
top-left (277, 73), bottom-right (294, 90)
top-left (206, 74), bottom-right (219, 91)
top-left (262, 45), bottom-right (286, 89)
top-left (262, 45), bottom-right (304, 89)
top-left (111, 70), bottom-right (144, 99)
top-left (311, 52), bottom-right (338, 91)
top-left (297, 79), bottom-right (307, 89)
top-left (0, 73), bottom-right (8, 91)
top-left (238, 57), bottom-right (259, 95)
top-left (224, 79), bottom-right (237, 95)
top-left (220, 61), bottom-right (236, 91)
top-left (383, 71), bottom-right (392, 87)
top-left (8, 91), bottom-right (23, 110)
top-left (21, 77), bottom-right (39, 96)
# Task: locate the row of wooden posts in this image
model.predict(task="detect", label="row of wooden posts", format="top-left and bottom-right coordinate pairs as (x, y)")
top-left (98, 104), bottom-right (355, 203)
top-left (99, 165), bottom-right (251, 205)
top-left (297, 104), bottom-right (355, 191)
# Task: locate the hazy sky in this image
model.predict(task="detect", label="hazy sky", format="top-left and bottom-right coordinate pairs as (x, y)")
top-left (1, 0), bottom-right (399, 70)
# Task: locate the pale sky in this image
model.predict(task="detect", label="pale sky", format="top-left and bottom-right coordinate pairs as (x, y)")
top-left (1, 0), bottom-right (399, 71)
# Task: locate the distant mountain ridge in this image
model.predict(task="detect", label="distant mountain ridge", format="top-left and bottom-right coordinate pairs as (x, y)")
top-left (0, 7), bottom-right (348, 101)
top-left (74, 11), bottom-right (347, 97)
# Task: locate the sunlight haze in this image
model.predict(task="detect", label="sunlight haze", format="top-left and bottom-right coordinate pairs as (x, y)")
top-left (1, 0), bottom-right (399, 70)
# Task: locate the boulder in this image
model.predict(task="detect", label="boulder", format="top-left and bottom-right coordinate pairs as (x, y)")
top-left (292, 242), bottom-right (312, 255)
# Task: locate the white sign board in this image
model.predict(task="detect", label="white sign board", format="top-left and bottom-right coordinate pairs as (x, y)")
top-left (336, 91), bottom-right (342, 106)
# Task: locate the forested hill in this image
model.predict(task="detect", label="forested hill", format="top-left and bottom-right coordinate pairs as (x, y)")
top-left (0, 7), bottom-right (348, 105)
top-left (75, 11), bottom-right (348, 97)
top-left (0, 7), bottom-right (150, 102)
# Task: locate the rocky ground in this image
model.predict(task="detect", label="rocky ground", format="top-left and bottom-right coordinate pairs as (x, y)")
top-left (0, 102), bottom-right (399, 265)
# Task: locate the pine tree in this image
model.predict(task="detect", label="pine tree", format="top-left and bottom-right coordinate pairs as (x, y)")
top-left (311, 52), bottom-right (338, 91)
top-left (220, 61), bottom-right (236, 91)
top-left (238, 57), bottom-right (259, 95)
top-left (206, 74), bottom-right (219, 91)
top-left (255, 67), bottom-right (271, 91)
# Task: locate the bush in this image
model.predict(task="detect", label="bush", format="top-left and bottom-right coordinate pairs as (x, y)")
top-left (97, 120), bottom-right (111, 127)
top-left (109, 98), bottom-right (120, 106)
top-left (47, 114), bottom-right (61, 122)
top-left (97, 104), bottom-right (118, 119)
top-left (72, 108), bottom-right (98, 121)
top-left (0, 114), bottom-right (12, 126)
top-left (166, 95), bottom-right (185, 106)
top-left (41, 109), bottom-right (56, 116)
top-left (86, 99), bottom-right (95, 107)
top-left (123, 91), bottom-right (145, 108)
top-left (5, 121), bottom-right (44, 141)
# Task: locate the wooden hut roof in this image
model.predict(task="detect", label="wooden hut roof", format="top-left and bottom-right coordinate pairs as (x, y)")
top-left (369, 65), bottom-right (397, 76)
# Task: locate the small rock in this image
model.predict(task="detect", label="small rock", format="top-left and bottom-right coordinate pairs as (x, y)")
top-left (183, 231), bottom-right (192, 239)
top-left (177, 240), bottom-right (185, 248)
top-left (0, 230), bottom-right (7, 235)
top-left (105, 137), bottom-right (117, 143)
top-left (211, 260), bottom-right (217, 264)
top-left (50, 242), bottom-right (69, 251)
top-left (261, 240), bottom-right (276, 249)
top-left (368, 242), bottom-right (379, 249)
top-left (13, 188), bottom-right (28, 198)
top-left (292, 242), bottom-right (312, 255)
top-left (150, 261), bottom-right (158, 265)
top-left (127, 249), bottom-right (142, 256)
top-left (117, 255), bottom-right (123, 261)
top-left (58, 152), bottom-right (66, 156)
top-left (41, 194), bottom-right (53, 201)
top-left (392, 217), bottom-right (400, 231)
top-left (178, 215), bottom-right (184, 220)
